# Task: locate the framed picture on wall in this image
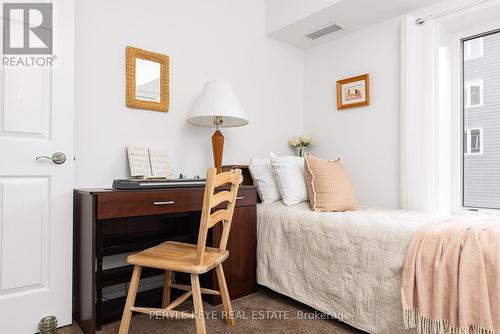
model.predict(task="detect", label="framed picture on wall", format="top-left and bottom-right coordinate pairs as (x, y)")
top-left (336, 74), bottom-right (370, 110)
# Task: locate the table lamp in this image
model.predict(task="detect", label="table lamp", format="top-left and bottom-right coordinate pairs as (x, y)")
top-left (187, 81), bottom-right (249, 173)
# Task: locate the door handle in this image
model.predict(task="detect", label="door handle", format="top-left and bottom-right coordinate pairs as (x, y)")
top-left (36, 152), bottom-right (67, 165)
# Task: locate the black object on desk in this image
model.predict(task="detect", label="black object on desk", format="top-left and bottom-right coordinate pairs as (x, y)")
top-left (112, 178), bottom-right (206, 189)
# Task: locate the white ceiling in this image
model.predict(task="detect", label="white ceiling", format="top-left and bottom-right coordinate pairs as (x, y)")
top-left (267, 0), bottom-right (445, 49)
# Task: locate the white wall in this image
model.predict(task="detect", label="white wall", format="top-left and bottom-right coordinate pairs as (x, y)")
top-left (74, 0), bottom-right (304, 187)
top-left (304, 18), bottom-right (401, 208)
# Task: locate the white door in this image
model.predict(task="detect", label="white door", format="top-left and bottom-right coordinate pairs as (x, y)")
top-left (0, 0), bottom-right (74, 332)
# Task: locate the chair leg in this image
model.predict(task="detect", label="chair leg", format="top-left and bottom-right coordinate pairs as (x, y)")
top-left (215, 264), bottom-right (235, 326)
top-left (162, 270), bottom-right (172, 308)
top-left (118, 265), bottom-right (142, 334)
top-left (191, 274), bottom-right (207, 334)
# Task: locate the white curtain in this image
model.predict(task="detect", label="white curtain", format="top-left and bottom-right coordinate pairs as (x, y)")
top-left (400, 15), bottom-right (453, 213)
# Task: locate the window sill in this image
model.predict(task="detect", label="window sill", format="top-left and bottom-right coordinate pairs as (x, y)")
top-left (454, 207), bottom-right (500, 215)
top-left (464, 56), bottom-right (484, 61)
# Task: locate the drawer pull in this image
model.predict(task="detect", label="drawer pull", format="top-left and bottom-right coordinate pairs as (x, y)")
top-left (153, 201), bottom-right (175, 206)
top-left (236, 196), bottom-right (244, 200)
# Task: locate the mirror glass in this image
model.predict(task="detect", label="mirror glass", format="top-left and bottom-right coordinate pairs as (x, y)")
top-left (135, 58), bottom-right (161, 102)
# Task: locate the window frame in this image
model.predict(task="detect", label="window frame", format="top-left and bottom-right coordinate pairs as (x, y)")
top-left (463, 127), bottom-right (484, 155)
top-left (464, 78), bottom-right (484, 108)
top-left (463, 37), bottom-right (484, 60)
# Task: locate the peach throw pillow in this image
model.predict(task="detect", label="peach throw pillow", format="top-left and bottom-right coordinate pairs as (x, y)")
top-left (304, 154), bottom-right (358, 212)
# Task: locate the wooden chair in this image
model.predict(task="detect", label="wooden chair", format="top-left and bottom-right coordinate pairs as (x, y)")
top-left (118, 167), bottom-right (242, 334)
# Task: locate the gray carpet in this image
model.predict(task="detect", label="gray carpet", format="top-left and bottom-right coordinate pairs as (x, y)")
top-left (60, 288), bottom-right (364, 333)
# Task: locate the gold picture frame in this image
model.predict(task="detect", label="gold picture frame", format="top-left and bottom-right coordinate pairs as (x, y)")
top-left (126, 46), bottom-right (169, 112)
top-left (336, 74), bottom-right (370, 110)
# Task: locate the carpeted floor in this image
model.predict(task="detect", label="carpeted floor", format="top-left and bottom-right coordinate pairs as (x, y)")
top-left (60, 288), bottom-right (364, 334)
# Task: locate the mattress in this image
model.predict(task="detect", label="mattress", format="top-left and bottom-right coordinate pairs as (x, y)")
top-left (256, 201), bottom-right (438, 334)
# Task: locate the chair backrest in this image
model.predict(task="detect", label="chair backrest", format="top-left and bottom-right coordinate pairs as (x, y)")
top-left (195, 167), bottom-right (242, 265)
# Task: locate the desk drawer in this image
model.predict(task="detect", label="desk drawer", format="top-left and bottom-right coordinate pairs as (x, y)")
top-left (231, 188), bottom-right (256, 207)
top-left (97, 189), bottom-right (203, 219)
top-left (97, 188), bottom-right (256, 219)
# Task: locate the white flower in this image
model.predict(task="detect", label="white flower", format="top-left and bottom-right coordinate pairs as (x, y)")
top-left (288, 135), bottom-right (315, 148)
top-left (288, 136), bottom-right (301, 147)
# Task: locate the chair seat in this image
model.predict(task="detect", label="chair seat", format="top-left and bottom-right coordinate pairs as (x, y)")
top-left (127, 241), bottom-right (229, 274)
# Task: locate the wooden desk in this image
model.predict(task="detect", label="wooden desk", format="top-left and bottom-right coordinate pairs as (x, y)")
top-left (73, 185), bottom-right (257, 334)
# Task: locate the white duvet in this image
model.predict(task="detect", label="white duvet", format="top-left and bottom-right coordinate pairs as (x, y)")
top-left (256, 201), bottom-right (438, 333)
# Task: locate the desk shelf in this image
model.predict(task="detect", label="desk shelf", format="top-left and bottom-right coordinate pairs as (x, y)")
top-left (100, 287), bottom-right (164, 324)
top-left (100, 234), bottom-right (192, 256)
top-left (101, 265), bottom-right (163, 288)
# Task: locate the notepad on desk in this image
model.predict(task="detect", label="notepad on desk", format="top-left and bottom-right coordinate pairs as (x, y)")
top-left (127, 146), bottom-right (173, 178)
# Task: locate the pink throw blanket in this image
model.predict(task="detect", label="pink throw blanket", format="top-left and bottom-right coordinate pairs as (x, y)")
top-left (401, 215), bottom-right (500, 334)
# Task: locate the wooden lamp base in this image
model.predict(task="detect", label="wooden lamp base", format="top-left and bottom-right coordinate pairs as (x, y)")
top-left (211, 130), bottom-right (224, 174)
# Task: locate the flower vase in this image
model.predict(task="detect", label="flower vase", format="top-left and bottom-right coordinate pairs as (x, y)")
top-left (297, 146), bottom-right (306, 157)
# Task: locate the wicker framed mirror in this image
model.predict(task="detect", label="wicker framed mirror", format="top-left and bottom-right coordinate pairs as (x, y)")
top-left (126, 46), bottom-right (169, 112)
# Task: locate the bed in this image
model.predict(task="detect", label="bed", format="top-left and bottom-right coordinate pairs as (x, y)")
top-left (256, 201), bottom-right (439, 334)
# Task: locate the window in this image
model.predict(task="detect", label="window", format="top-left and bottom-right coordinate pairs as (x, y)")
top-left (464, 37), bottom-right (483, 60)
top-left (463, 128), bottom-right (483, 155)
top-left (462, 30), bottom-right (500, 210)
top-left (464, 79), bottom-right (483, 108)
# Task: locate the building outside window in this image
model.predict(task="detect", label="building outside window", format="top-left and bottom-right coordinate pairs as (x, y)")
top-left (462, 31), bottom-right (500, 209)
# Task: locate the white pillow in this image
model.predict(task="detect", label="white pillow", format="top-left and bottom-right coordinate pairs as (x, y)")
top-left (270, 153), bottom-right (308, 206)
top-left (249, 158), bottom-right (281, 204)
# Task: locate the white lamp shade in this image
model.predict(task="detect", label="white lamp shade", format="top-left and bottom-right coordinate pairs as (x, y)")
top-left (187, 81), bottom-right (249, 127)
